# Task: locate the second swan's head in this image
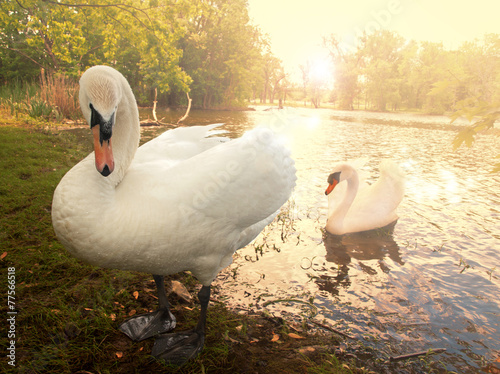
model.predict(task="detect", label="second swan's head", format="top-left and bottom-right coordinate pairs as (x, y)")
top-left (79, 66), bottom-right (123, 177)
top-left (325, 163), bottom-right (355, 195)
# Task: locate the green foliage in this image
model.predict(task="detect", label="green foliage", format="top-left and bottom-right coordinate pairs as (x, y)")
top-left (324, 32), bottom-right (500, 114)
top-left (0, 70), bottom-right (79, 121)
top-left (451, 99), bottom-right (500, 172)
top-left (0, 0), bottom-right (276, 109)
top-left (176, 0), bottom-right (267, 108)
top-left (26, 97), bottom-right (54, 119)
top-left (358, 30), bottom-right (406, 111)
top-left (323, 35), bottom-right (360, 110)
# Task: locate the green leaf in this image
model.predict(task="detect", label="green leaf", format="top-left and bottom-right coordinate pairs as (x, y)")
top-left (452, 128), bottom-right (475, 150)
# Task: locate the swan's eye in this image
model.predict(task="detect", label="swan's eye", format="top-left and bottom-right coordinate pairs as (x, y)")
top-left (327, 172), bottom-right (341, 185)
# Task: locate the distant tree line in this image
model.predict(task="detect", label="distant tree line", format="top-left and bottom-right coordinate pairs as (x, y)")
top-left (0, 0), bottom-right (286, 108)
top-left (323, 30), bottom-right (500, 114)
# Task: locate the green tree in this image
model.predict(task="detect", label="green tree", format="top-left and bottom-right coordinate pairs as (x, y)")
top-left (358, 30), bottom-right (406, 111)
top-left (0, 0), bottom-right (87, 77)
top-left (457, 34), bottom-right (500, 103)
top-left (324, 35), bottom-right (360, 110)
top-left (177, 0), bottom-right (264, 108)
top-left (0, 0), bottom-right (194, 104)
top-left (258, 52), bottom-right (283, 104)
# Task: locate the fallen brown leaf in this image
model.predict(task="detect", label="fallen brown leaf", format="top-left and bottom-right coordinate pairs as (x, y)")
top-left (115, 352), bottom-right (123, 358)
top-left (171, 280), bottom-right (192, 302)
top-left (0, 252), bottom-right (7, 260)
top-left (133, 291), bottom-right (139, 299)
top-left (299, 347), bottom-right (315, 354)
top-left (224, 333), bottom-right (242, 344)
top-left (271, 334), bottom-right (280, 342)
top-left (288, 333), bottom-right (305, 339)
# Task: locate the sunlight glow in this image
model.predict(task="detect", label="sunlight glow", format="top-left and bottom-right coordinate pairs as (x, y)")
top-left (310, 59), bottom-right (331, 85)
top-left (306, 115), bottom-right (320, 130)
top-left (440, 169), bottom-right (461, 204)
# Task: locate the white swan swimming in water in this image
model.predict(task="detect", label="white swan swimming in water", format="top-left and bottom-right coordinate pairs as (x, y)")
top-left (51, 65), bottom-right (296, 364)
top-left (325, 160), bottom-right (405, 235)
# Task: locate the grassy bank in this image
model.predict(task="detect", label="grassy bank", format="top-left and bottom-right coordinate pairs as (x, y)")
top-left (0, 115), bottom-right (364, 373)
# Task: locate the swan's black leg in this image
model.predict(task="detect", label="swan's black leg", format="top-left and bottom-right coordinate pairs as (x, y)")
top-left (119, 274), bottom-right (176, 341)
top-left (152, 285), bottom-right (211, 366)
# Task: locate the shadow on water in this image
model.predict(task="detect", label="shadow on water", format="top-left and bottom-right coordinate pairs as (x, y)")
top-left (318, 222), bottom-right (403, 297)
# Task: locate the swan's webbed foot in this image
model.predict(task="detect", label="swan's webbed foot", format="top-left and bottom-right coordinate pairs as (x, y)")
top-left (119, 307), bottom-right (176, 341)
top-left (152, 329), bottom-right (205, 366)
top-left (152, 285), bottom-right (211, 366)
top-left (119, 275), bottom-right (176, 341)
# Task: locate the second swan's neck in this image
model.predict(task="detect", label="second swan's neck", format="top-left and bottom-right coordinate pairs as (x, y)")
top-left (327, 169), bottom-right (359, 234)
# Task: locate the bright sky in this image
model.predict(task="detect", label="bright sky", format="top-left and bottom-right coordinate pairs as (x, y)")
top-left (247, 0), bottom-right (500, 83)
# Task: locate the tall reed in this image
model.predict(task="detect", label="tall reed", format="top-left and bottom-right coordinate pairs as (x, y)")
top-left (0, 70), bottom-right (80, 122)
top-left (39, 69), bottom-right (80, 120)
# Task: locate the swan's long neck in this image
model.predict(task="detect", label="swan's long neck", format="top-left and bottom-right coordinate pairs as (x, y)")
top-left (327, 169), bottom-right (359, 233)
top-left (104, 77), bottom-right (140, 187)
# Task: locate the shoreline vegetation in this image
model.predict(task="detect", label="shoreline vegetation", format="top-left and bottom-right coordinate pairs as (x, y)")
top-left (0, 109), bottom-right (462, 373)
top-left (0, 66), bottom-right (496, 130)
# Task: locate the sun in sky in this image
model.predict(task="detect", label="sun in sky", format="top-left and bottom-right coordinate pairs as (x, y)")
top-left (310, 58), bottom-right (331, 85)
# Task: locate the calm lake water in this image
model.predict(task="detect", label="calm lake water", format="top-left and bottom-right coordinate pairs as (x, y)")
top-left (140, 107), bottom-right (499, 373)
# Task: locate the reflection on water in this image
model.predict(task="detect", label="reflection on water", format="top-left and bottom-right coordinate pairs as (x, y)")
top-left (324, 222), bottom-right (403, 271)
top-left (139, 107), bottom-right (499, 373)
top-left (317, 226), bottom-right (401, 297)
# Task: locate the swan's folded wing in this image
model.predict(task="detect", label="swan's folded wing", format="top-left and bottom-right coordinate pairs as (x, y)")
top-left (348, 160), bottom-right (405, 227)
top-left (165, 127), bottom-right (296, 229)
top-left (133, 124), bottom-right (229, 165)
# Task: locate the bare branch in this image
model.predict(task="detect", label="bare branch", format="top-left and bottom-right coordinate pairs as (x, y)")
top-left (0, 45), bottom-right (46, 69)
top-left (177, 92), bottom-right (192, 124)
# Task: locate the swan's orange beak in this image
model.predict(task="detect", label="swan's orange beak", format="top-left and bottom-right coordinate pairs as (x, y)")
top-left (92, 125), bottom-right (114, 177)
top-left (325, 180), bottom-right (338, 195)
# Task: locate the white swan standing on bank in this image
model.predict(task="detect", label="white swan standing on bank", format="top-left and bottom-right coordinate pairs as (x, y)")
top-left (325, 160), bottom-right (405, 235)
top-left (51, 65), bottom-right (296, 364)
